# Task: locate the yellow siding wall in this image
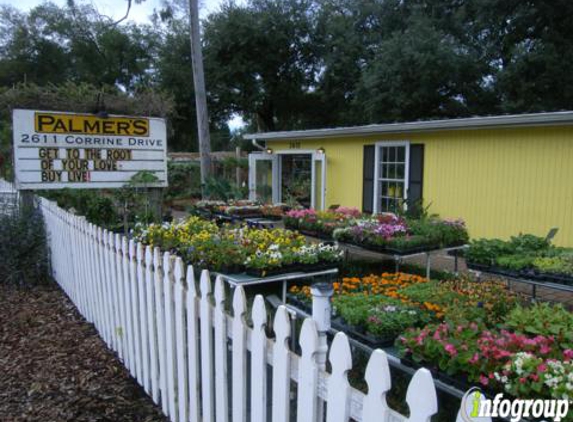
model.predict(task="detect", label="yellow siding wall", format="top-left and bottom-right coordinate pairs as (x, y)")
top-left (271, 126), bottom-right (573, 246)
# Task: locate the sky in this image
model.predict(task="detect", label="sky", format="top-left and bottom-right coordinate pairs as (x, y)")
top-left (2, 0), bottom-right (232, 21)
top-left (3, 0), bottom-right (247, 130)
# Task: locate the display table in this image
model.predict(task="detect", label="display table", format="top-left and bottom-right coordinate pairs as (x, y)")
top-left (215, 267), bottom-right (339, 302)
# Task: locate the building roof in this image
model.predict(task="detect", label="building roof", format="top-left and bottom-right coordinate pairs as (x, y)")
top-left (244, 111), bottom-right (573, 141)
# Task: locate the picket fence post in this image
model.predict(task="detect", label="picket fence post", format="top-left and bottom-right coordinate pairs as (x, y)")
top-left (186, 265), bottom-right (200, 422)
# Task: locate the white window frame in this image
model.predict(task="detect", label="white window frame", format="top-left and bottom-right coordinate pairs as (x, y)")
top-left (373, 141), bottom-right (410, 214)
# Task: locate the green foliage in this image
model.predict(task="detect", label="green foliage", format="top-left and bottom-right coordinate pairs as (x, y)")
top-left (532, 256), bottom-right (573, 276)
top-left (505, 303), bottom-right (573, 350)
top-left (465, 238), bottom-right (514, 265)
top-left (509, 234), bottom-right (550, 253)
top-left (495, 255), bottom-right (535, 271)
top-left (0, 205), bottom-right (49, 286)
top-left (166, 162), bottom-right (201, 200)
top-left (41, 189), bottom-right (121, 229)
top-left (333, 295), bottom-right (430, 339)
top-left (203, 177), bottom-right (248, 201)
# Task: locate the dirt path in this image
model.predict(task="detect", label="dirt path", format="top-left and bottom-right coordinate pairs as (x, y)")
top-left (0, 282), bottom-right (167, 422)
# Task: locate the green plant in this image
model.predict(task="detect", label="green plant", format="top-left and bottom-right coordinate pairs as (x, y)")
top-left (509, 234), bottom-right (550, 253)
top-left (504, 303), bottom-right (573, 350)
top-left (465, 238), bottom-right (513, 265)
top-left (0, 205), bottom-right (50, 286)
top-left (204, 177), bottom-right (247, 201)
top-left (533, 255), bottom-right (573, 276)
top-left (495, 254), bottom-right (535, 271)
top-left (166, 161), bottom-right (201, 200)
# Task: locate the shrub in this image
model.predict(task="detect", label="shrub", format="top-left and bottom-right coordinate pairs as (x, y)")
top-left (0, 205), bottom-right (50, 286)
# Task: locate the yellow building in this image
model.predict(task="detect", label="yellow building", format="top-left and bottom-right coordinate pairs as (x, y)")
top-left (244, 112), bottom-right (573, 246)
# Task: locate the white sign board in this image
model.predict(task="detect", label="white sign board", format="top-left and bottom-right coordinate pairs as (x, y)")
top-left (13, 109), bottom-right (168, 190)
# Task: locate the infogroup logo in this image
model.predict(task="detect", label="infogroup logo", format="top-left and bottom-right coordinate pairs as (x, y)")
top-left (459, 388), bottom-right (570, 422)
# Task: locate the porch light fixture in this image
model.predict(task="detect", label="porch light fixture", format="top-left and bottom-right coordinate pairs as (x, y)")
top-left (265, 147), bottom-right (274, 154)
top-left (316, 147), bottom-right (325, 154)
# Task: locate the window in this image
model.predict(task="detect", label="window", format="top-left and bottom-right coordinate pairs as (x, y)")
top-left (374, 143), bottom-right (409, 213)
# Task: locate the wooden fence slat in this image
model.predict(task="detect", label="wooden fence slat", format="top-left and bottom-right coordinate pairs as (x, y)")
top-left (155, 248), bottom-right (168, 412)
top-left (129, 239), bottom-right (142, 383)
top-left (137, 242), bottom-right (150, 391)
top-left (103, 230), bottom-right (116, 352)
top-left (251, 295), bottom-right (268, 422)
top-left (362, 350), bottom-right (391, 422)
top-left (232, 286), bottom-right (247, 422)
top-left (164, 252), bottom-right (178, 421)
top-left (174, 258), bottom-right (188, 422)
top-left (272, 306), bottom-right (291, 422)
top-left (296, 319), bottom-right (319, 422)
top-left (146, 246), bottom-right (159, 400)
top-left (326, 332), bottom-right (352, 422)
top-left (109, 231), bottom-right (121, 355)
top-left (115, 234), bottom-right (127, 362)
top-left (186, 266), bottom-right (200, 422)
top-left (213, 277), bottom-right (229, 422)
top-left (406, 369), bottom-right (438, 422)
top-left (200, 270), bottom-right (214, 422)
top-left (122, 237), bottom-right (135, 376)
top-left (97, 227), bottom-right (111, 347)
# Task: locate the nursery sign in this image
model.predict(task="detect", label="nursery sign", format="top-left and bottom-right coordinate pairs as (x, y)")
top-left (12, 109), bottom-right (167, 190)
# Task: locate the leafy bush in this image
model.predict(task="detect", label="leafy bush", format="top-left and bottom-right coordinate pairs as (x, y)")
top-left (166, 161), bottom-right (201, 200)
top-left (0, 205), bottom-right (50, 286)
top-left (203, 177), bottom-right (247, 201)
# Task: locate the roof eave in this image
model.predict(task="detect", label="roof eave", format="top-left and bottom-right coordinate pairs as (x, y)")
top-left (244, 111), bottom-right (573, 141)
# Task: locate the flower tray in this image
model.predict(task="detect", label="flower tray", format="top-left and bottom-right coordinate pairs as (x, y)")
top-left (245, 262), bottom-right (338, 278)
top-left (399, 354), bottom-right (440, 379)
top-left (298, 229), bottom-right (334, 241)
top-left (260, 215), bottom-right (283, 221)
top-left (467, 263), bottom-right (573, 286)
top-left (341, 239), bottom-right (440, 256)
top-left (331, 318), bottom-right (397, 348)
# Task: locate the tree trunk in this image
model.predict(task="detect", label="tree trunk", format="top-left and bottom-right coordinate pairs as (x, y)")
top-left (188, 0), bottom-right (212, 195)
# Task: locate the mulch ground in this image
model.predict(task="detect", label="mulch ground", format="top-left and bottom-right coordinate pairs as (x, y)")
top-left (0, 281), bottom-right (168, 422)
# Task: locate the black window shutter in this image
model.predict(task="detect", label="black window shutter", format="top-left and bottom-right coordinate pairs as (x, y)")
top-left (407, 144), bottom-right (424, 212)
top-left (362, 145), bottom-right (375, 213)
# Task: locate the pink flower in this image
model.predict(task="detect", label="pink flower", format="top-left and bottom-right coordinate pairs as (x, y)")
top-left (540, 344), bottom-right (552, 355)
top-left (444, 344), bottom-right (458, 357)
top-left (479, 375), bottom-right (489, 386)
top-left (530, 374), bottom-right (539, 382)
top-left (469, 353), bottom-right (479, 364)
top-left (564, 349), bottom-right (573, 361)
top-left (519, 377), bottom-right (526, 384)
top-left (537, 363), bottom-right (547, 373)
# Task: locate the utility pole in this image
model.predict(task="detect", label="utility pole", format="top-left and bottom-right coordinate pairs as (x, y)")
top-left (188, 0), bottom-right (212, 195)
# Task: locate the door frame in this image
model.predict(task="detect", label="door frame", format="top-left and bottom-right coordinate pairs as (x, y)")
top-left (249, 149), bottom-right (327, 209)
top-left (248, 152), bottom-right (279, 203)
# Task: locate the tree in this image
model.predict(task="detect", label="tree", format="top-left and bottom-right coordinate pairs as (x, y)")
top-left (203, 0), bottom-right (320, 131)
top-left (189, 0), bottom-right (212, 187)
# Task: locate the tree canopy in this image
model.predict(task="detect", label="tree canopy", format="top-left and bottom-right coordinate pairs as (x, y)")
top-left (1, 0), bottom-right (572, 151)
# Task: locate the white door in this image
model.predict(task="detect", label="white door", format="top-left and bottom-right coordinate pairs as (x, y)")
top-left (311, 152), bottom-right (327, 210)
top-left (248, 153), bottom-right (278, 203)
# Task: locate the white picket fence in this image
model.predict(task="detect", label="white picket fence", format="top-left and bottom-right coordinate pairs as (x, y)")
top-left (39, 197), bottom-right (471, 422)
